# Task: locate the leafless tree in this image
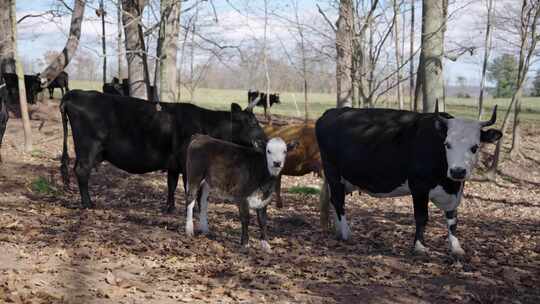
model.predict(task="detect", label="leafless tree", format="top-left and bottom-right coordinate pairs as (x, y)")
top-left (478, 0), bottom-right (494, 119)
top-left (40, 0), bottom-right (86, 87)
top-left (157, 0), bottom-right (181, 102)
top-left (122, 0), bottom-right (149, 99)
top-left (336, 0), bottom-right (354, 108)
top-left (97, 0), bottom-right (107, 84)
top-left (393, 0), bottom-right (404, 109)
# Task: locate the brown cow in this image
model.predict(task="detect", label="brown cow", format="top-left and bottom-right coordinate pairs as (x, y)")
top-left (264, 122), bottom-right (322, 208)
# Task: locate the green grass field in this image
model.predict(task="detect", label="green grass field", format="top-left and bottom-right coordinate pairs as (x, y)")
top-left (67, 80), bottom-right (540, 123)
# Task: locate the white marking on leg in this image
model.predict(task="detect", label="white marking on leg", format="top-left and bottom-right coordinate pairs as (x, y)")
top-left (260, 240), bottom-right (272, 253)
top-left (447, 218), bottom-right (457, 227)
top-left (414, 240), bottom-right (428, 254)
top-left (448, 234), bottom-right (465, 256)
top-left (185, 200), bottom-right (195, 237)
top-left (336, 214), bottom-right (351, 240)
top-left (199, 183), bottom-right (210, 234)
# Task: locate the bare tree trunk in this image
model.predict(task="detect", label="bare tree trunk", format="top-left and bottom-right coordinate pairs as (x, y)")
top-left (421, 0), bottom-right (446, 113)
top-left (263, 0), bottom-right (271, 119)
top-left (0, 0), bottom-right (15, 74)
top-left (478, 0), bottom-right (494, 119)
top-left (9, 0), bottom-right (31, 151)
top-left (409, 0), bottom-right (415, 110)
top-left (336, 0), bottom-right (354, 108)
top-left (99, 0), bottom-right (107, 84)
top-left (158, 0), bottom-right (181, 102)
top-left (40, 0), bottom-right (85, 86)
top-left (117, 1), bottom-right (124, 79)
top-left (122, 0), bottom-right (148, 100)
top-left (393, 0), bottom-right (404, 109)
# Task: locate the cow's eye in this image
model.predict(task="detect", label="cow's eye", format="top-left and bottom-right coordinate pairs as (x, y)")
top-left (470, 145), bottom-right (478, 154)
top-left (267, 150), bottom-right (271, 154)
top-left (445, 142), bottom-right (452, 149)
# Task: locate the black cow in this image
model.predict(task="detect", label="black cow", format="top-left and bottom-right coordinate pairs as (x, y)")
top-left (46, 71), bottom-right (69, 99)
top-left (248, 90), bottom-right (280, 112)
top-left (185, 135), bottom-right (294, 252)
top-left (316, 105), bottom-right (502, 255)
top-left (3, 73), bottom-right (42, 104)
top-left (0, 75), bottom-right (8, 163)
top-left (60, 90), bottom-right (267, 211)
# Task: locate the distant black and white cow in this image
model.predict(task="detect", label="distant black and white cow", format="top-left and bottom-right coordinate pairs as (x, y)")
top-left (248, 90), bottom-right (280, 112)
top-left (60, 90), bottom-right (267, 211)
top-left (184, 135), bottom-right (295, 252)
top-left (0, 75), bottom-right (8, 163)
top-left (316, 105), bottom-right (502, 255)
top-left (46, 71), bottom-right (70, 99)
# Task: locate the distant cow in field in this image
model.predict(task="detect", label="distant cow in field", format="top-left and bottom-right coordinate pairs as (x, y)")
top-left (248, 90), bottom-right (280, 113)
top-left (0, 75), bottom-right (8, 163)
top-left (185, 134), bottom-right (295, 252)
top-left (316, 104), bottom-right (502, 256)
top-left (264, 122), bottom-right (321, 208)
top-left (46, 71), bottom-right (69, 99)
top-left (60, 90), bottom-right (267, 212)
top-left (3, 73), bottom-right (43, 104)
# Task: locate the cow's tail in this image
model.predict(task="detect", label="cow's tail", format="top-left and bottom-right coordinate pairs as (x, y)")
top-left (60, 94), bottom-right (70, 187)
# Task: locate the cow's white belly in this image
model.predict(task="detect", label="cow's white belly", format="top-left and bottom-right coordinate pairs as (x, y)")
top-left (246, 190), bottom-right (272, 210)
top-left (429, 185), bottom-right (461, 211)
top-left (341, 178), bottom-right (411, 198)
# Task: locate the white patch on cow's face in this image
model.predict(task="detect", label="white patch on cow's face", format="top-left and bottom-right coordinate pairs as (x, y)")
top-left (444, 118), bottom-right (482, 181)
top-left (266, 137), bottom-right (287, 176)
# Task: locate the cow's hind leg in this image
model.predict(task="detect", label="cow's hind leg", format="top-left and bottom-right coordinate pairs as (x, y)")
top-left (165, 171), bottom-right (179, 213)
top-left (238, 201), bottom-right (250, 247)
top-left (73, 143), bottom-right (102, 209)
top-left (185, 184), bottom-right (198, 237)
top-left (412, 192), bottom-right (429, 254)
top-left (256, 207), bottom-right (271, 253)
top-left (198, 182), bottom-right (210, 234)
top-left (48, 88), bottom-right (53, 99)
top-left (445, 210), bottom-right (465, 256)
top-left (324, 165), bottom-right (349, 240)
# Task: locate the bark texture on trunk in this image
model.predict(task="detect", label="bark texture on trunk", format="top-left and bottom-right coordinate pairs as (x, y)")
top-left (420, 0), bottom-right (446, 113)
top-left (409, 0), bottom-right (415, 110)
top-left (40, 0), bottom-right (85, 86)
top-left (393, 0), bottom-right (403, 109)
top-left (478, 0), bottom-right (494, 119)
top-left (117, 1), bottom-right (125, 79)
top-left (0, 0), bottom-right (15, 74)
top-left (122, 0), bottom-right (148, 100)
top-left (336, 0), bottom-right (354, 108)
top-left (158, 0), bottom-right (180, 102)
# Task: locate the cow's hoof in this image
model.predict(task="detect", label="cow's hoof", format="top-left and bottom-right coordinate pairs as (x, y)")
top-left (199, 226), bottom-right (210, 235)
top-left (260, 240), bottom-right (272, 253)
top-left (162, 205), bottom-right (175, 214)
top-left (185, 224), bottom-right (195, 237)
top-left (82, 203), bottom-right (95, 209)
top-left (413, 240), bottom-right (429, 255)
top-left (450, 246), bottom-right (465, 257)
top-left (276, 201), bottom-right (283, 209)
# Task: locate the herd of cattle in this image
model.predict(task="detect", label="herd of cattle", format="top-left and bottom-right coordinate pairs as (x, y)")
top-left (0, 74), bottom-right (503, 255)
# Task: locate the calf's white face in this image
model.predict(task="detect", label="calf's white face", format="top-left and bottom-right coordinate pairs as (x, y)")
top-left (444, 118), bottom-right (482, 181)
top-left (266, 137), bottom-right (287, 176)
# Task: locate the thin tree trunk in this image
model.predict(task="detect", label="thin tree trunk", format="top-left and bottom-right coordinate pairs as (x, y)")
top-left (409, 0), bottom-right (415, 110)
top-left (122, 0), bottom-right (148, 100)
top-left (393, 0), bottom-right (404, 109)
top-left (158, 0), bottom-right (181, 102)
top-left (478, 0), bottom-right (494, 119)
top-left (40, 0), bottom-right (85, 86)
top-left (421, 0), bottom-right (446, 113)
top-left (99, 0), bottom-right (107, 84)
top-left (336, 0), bottom-right (354, 108)
top-left (117, 1), bottom-right (124, 79)
top-left (263, 0), bottom-right (271, 119)
top-left (10, 0), bottom-right (31, 151)
top-left (0, 0), bottom-right (15, 74)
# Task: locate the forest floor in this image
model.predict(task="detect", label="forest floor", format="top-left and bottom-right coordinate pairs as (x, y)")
top-left (0, 101), bottom-right (539, 304)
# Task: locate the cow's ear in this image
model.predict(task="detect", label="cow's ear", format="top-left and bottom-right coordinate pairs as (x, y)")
top-left (434, 117), bottom-right (447, 139)
top-left (287, 140), bottom-right (299, 151)
top-left (481, 129), bottom-right (502, 143)
top-left (231, 103), bottom-right (242, 113)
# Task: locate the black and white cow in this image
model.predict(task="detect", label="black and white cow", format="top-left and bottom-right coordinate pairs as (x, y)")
top-left (184, 135), bottom-right (295, 252)
top-left (315, 105), bottom-right (502, 255)
top-left (248, 90), bottom-right (280, 112)
top-left (60, 90), bottom-right (267, 211)
top-left (0, 75), bottom-right (8, 163)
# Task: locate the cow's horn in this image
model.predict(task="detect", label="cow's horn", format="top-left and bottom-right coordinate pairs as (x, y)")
top-left (247, 95), bottom-right (260, 110)
top-left (480, 105), bottom-right (497, 127)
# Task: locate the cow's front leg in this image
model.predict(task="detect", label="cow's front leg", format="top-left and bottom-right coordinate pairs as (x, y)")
top-left (238, 202), bottom-right (250, 248)
top-left (445, 210), bottom-right (465, 256)
top-left (165, 171), bottom-right (179, 213)
top-left (198, 182), bottom-right (210, 234)
top-left (256, 207), bottom-right (271, 253)
top-left (412, 192), bottom-right (429, 254)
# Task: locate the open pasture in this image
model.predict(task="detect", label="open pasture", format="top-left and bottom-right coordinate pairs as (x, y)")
top-left (0, 91), bottom-right (539, 303)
